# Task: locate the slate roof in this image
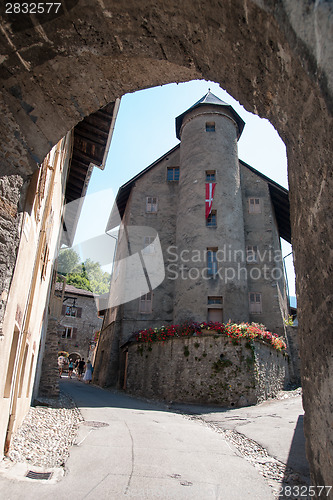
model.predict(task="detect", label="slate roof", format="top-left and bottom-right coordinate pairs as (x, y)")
top-left (175, 90), bottom-right (245, 140)
top-left (55, 282), bottom-right (96, 297)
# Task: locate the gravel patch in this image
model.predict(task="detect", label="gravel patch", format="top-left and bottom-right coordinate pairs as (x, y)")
top-left (6, 391), bottom-right (83, 468)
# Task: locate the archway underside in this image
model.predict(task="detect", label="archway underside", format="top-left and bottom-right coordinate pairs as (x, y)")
top-left (0, 0), bottom-right (332, 487)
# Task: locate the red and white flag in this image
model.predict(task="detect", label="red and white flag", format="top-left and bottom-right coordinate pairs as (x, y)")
top-left (205, 183), bottom-right (216, 218)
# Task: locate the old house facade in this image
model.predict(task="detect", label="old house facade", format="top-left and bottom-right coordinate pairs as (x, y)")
top-left (57, 283), bottom-right (102, 362)
top-left (94, 92), bottom-right (291, 388)
top-left (0, 101), bottom-right (119, 456)
top-left (0, 134), bottom-right (72, 455)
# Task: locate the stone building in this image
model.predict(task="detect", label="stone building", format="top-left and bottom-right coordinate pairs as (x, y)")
top-left (94, 91), bottom-right (291, 388)
top-left (56, 283), bottom-right (102, 362)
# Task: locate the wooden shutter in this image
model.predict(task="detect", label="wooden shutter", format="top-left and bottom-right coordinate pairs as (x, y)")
top-left (76, 307), bottom-right (82, 318)
top-left (72, 328), bottom-right (77, 339)
top-left (61, 305), bottom-right (66, 315)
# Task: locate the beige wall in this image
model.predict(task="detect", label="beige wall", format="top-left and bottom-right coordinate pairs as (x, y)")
top-left (0, 133), bottom-right (72, 455)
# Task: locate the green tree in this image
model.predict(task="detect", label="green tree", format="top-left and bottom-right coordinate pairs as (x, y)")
top-left (57, 248), bottom-right (80, 274)
top-left (57, 250), bottom-right (110, 295)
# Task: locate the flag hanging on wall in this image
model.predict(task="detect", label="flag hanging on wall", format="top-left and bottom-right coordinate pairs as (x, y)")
top-left (205, 183), bottom-right (216, 218)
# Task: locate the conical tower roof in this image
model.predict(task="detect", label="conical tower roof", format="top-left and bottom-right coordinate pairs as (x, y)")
top-left (175, 90), bottom-right (245, 140)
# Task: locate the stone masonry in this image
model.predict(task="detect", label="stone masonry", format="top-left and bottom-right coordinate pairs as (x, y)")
top-left (125, 335), bottom-right (289, 407)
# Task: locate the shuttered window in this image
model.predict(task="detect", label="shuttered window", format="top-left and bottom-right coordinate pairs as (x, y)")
top-left (139, 292), bottom-right (152, 313)
top-left (249, 293), bottom-right (262, 313)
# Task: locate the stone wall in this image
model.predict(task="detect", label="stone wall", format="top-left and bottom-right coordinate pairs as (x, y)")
top-left (57, 291), bottom-right (103, 361)
top-left (285, 325), bottom-right (301, 386)
top-left (125, 335), bottom-right (289, 407)
top-left (38, 317), bottom-right (60, 398)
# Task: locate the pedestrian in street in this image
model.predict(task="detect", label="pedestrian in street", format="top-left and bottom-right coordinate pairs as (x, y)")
top-left (77, 358), bottom-right (85, 381)
top-left (83, 360), bottom-right (93, 384)
top-left (68, 359), bottom-right (74, 379)
top-left (58, 355), bottom-right (65, 378)
top-left (74, 358), bottom-right (79, 377)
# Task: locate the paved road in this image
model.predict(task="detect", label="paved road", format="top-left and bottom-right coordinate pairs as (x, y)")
top-left (0, 380), bottom-right (308, 499)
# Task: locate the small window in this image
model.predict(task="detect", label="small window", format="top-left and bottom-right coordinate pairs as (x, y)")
top-left (249, 293), bottom-right (262, 313)
top-left (65, 306), bottom-right (77, 317)
top-left (139, 292), bottom-right (152, 314)
top-left (143, 236), bottom-right (155, 254)
top-left (206, 210), bottom-right (217, 227)
top-left (206, 121), bottom-right (215, 132)
top-left (146, 196), bottom-right (158, 213)
top-left (248, 197), bottom-right (261, 213)
top-left (167, 167), bottom-right (179, 181)
top-left (41, 243), bottom-right (49, 280)
top-left (246, 245), bottom-right (258, 263)
top-left (207, 248), bottom-right (218, 276)
top-left (62, 326), bottom-right (73, 339)
top-left (206, 170), bottom-right (216, 182)
top-left (208, 296), bottom-right (223, 305)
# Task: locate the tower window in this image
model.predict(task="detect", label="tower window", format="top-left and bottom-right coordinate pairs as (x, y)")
top-left (146, 197), bottom-right (158, 213)
top-left (249, 293), bottom-right (262, 313)
top-left (208, 296), bottom-right (223, 305)
top-left (206, 210), bottom-right (217, 227)
top-left (246, 245), bottom-right (258, 263)
top-left (139, 292), bottom-right (153, 314)
top-left (206, 121), bottom-right (215, 132)
top-left (167, 167), bottom-right (179, 181)
top-left (248, 198), bottom-right (261, 213)
top-left (206, 170), bottom-right (216, 182)
top-left (207, 248), bottom-right (218, 276)
top-left (143, 236), bottom-right (155, 254)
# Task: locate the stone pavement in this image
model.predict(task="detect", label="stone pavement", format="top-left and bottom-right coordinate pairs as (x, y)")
top-left (0, 380), bottom-right (309, 499)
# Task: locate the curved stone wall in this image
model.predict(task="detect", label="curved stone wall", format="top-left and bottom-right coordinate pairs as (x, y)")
top-left (125, 336), bottom-right (289, 407)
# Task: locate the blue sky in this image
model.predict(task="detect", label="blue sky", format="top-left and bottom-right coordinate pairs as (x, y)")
top-left (73, 79), bottom-right (295, 297)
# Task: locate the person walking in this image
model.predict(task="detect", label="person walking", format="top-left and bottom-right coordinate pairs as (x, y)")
top-left (68, 359), bottom-right (74, 379)
top-left (58, 355), bottom-right (65, 378)
top-left (83, 360), bottom-right (93, 384)
top-left (77, 358), bottom-right (86, 381)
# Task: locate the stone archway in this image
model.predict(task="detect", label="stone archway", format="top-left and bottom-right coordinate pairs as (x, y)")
top-left (0, 0), bottom-right (332, 488)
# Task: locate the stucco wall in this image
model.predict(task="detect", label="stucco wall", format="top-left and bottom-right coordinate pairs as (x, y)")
top-left (125, 335), bottom-right (289, 407)
top-left (0, 137), bottom-right (71, 454)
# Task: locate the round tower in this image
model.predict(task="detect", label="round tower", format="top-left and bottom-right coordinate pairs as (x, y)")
top-left (173, 91), bottom-right (249, 324)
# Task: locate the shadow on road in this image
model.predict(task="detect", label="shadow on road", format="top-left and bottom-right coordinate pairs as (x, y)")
top-left (283, 415), bottom-right (310, 485)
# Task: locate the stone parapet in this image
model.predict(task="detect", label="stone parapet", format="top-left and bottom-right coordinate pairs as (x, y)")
top-left (125, 335), bottom-right (289, 407)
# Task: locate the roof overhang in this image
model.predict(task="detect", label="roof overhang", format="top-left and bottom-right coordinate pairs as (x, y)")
top-left (62, 99), bottom-right (120, 246)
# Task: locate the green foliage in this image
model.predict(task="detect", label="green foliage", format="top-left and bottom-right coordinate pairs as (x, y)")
top-left (57, 248), bottom-right (80, 274)
top-left (57, 250), bottom-right (111, 295)
top-left (284, 315), bottom-right (294, 326)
